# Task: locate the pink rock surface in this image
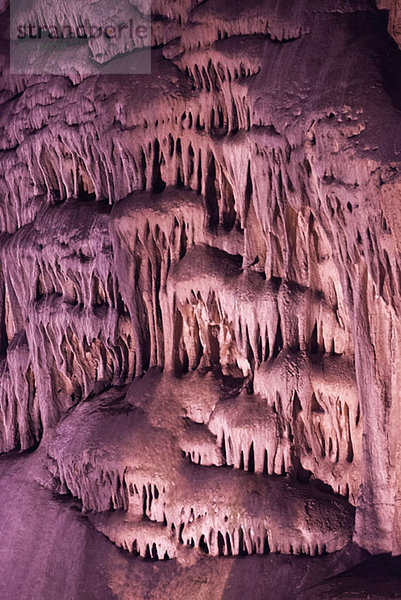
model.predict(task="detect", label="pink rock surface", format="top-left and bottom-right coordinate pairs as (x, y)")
top-left (1, 0), bottom-right (401, 597)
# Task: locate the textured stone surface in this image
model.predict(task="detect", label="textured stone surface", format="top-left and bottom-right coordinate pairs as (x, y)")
top-left (1, 0), bottom-right (401, 597)
top-left (377, 0), bottom-right (401, 46)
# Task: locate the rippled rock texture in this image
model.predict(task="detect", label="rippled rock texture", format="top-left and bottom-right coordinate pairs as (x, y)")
top-left (1, 0), bottom-right (401, 598)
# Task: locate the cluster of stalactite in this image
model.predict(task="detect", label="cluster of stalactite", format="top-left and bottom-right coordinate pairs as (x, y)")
top-left (0, 200), bottom-right (136, 450)
top-left (46, 371), bottom-right (354, 561)
top-left (1, 0), bottom-right (401, 558)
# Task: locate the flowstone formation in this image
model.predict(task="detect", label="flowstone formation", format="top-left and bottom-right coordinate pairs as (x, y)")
top-left (2, 0), bottom-right (401, 597)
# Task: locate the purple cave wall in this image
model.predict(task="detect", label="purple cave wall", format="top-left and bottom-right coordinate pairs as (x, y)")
top-left (1, 1), bottom-right (401, 598)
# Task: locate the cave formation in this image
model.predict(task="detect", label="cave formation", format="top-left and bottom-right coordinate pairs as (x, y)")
top-left (1, 1), bottom-right (401, 598)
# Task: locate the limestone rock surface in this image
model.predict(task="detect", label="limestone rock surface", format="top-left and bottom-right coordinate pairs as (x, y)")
top-left (1, 0), bottom-right (401, 598)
